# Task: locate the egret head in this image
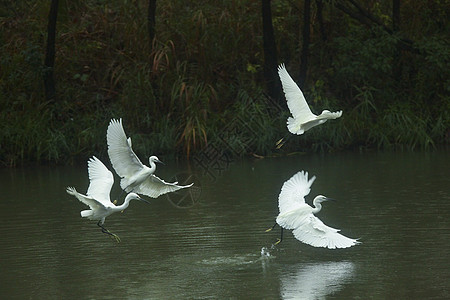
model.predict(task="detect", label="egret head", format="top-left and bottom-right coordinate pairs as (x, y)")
top-left (127, 192), bottom-right (150, 204)
top-left (314, 195), bottom-right (334, 203)
top-left (149, 155), bottom-right (164, 165)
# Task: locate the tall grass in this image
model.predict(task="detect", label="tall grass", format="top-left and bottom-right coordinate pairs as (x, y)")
top-left (0, 0), bottom-right (448, 166)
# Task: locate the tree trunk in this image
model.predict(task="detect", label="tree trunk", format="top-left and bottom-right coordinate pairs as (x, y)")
top-left (43, 0), bottom-right (59, 101)
top-left (316, 0), bottom-right (327, 41)
top-left (299, 0), bottom-right (311, 89)
top-left (261, 0), bottom-right (282, 106)
top-left (148, 0), bottom-right (156, 44)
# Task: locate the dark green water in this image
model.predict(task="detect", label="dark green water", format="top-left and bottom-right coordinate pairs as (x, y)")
top-left (0, 151), bottom-right (449, 299)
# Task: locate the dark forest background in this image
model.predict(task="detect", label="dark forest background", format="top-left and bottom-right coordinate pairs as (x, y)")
top-left (0, 0), bottom-right (449, 166)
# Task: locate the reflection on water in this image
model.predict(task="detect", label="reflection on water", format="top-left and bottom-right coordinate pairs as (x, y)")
top-left (280, 261), bottom-right (355, 299)
top-left (0, 151), bottom-right (449, 298)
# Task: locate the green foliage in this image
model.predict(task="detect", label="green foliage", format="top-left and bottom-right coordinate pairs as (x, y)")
top-left (332, 27), bottom-right (398, 91)
top-left (221, 88), bottom-right (286, 157)
top-left (0, 0), bottom-right (448, 166)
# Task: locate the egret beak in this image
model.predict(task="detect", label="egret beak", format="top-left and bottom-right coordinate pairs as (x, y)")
top-left (157, 159), bottom-right (165, 165)
top-left (325, 197), bottom-right (336, 202)
top-left (138, 197), bottom-right (151, 204)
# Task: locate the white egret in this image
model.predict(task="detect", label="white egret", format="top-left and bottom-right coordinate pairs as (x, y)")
top-left (266, 171), bottom-right (360, 249)
top-left (66, 156), bottom-right (149, 242)
top-left (278, 64), bottom-right (342, 135)
top-left (106, 118), bottom-right (193, 198)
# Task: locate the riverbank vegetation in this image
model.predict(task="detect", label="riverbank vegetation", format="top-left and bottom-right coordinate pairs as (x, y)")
top-left (1, 1), bottom-right (448, 166)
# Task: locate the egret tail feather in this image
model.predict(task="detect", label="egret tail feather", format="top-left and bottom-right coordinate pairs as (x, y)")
top-left (81, 210), bottom-right (93, 218)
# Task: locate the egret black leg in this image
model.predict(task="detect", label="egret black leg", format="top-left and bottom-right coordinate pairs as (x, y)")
top-left (97, 221), bottom-right (108, 234)
top-left (112, 189), bottom-right (128, 206)
top-left (265, 222), bottom-right (278, 232)
top-left (97, 221), bottom-right (121, 243)
top-left (274, 228), bottom-right (284, 245)
top-left (112, 190), bottom-right (125, 205)
top-left (275, 133), bottom-right (290, 149)
top-left (276, 138), bottom-right (285, 149)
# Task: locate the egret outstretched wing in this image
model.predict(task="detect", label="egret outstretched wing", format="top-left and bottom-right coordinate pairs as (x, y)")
top-left (292, 215), bottom-right (360, 249)
top-left (278, 64), bottom-right (316, 123)
top-left (107, 118), bottom-right (144, 178)
top-left (276, 206), bottom-right (311, 230)
top-left (66, 186), bottom-right (105, 211)
top-left (317, 111), bottom-right (342, 120)
top-left (66, 155), bottom-right (149, 242)
top-left (278, 64), bottom-right (343, 135)
top-left (278, 171), bottom-right (316, 214)
top-left (271, 170), bottom-right (360, 249)
top-left (129, 175), bottom-right (194, 198)
top-left (86, 156), bottom-right (114, 206)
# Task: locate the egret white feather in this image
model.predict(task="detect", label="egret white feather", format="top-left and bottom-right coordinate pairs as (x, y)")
top-left (66, 156), bottom-right (149, 242)
top-left (268, 171), bottom-right (360, 249)
top-left (106, 118), bottom-right (193, 198)
top-left (278, 64), bottom-right (342, 135)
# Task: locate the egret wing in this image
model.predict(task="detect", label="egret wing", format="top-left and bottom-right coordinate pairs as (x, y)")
top-left (292, 214), bottom-right (360, 249)
top-left (276, 204), bottom-right (312, 230)
top-left (317, 110), bottom-right (343, 120)
top-left (66, 186), bottom-right (104, 211)
top-left (278, 64), bottom-right (316, 122)
top-left (130, 174), bottom-right (193, 198)
top-left (278, 171), bottom-right (316, 215)
top-left (107, 118), bottom-right (144, 178)
top-left (328, 110), bottom-right (342, 119)
top-left (86, 156), bottom-right (114, 206)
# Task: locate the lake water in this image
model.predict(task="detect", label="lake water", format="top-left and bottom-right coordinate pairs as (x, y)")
top-left (0, 150), bottom-right (449, 299)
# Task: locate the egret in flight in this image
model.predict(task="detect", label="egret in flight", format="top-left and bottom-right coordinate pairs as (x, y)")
top-left (107, 118), bottom-right (193, 198)
top-left (266, 171), bottom-right (360, 249)
top-left (276, 64), bottom-right (342, 147)
top-left (66, 156), bottom-right (149, 242)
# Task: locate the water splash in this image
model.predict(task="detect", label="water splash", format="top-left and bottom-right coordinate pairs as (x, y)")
top-left (260, 246), bottom-right (271, 258)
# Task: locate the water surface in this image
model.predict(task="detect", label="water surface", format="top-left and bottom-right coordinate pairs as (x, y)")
top-left (0, 151), bottom-right (449, 298)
